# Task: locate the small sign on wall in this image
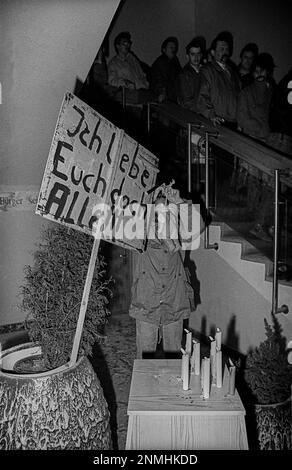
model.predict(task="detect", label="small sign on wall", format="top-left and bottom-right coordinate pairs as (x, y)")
top-left (0, 186), bottom-right (39, 212)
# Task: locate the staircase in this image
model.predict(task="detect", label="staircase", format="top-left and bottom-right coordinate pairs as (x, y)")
top-left (208, 220), bottom-right (292, 307)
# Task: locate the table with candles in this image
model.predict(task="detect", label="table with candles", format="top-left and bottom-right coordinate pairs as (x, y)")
top-left (126, 329), bottom-right (248, 450)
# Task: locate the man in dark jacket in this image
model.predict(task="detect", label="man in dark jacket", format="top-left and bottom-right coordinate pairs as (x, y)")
top-left (177, 38), bottom-right (204, 112)
top-left (237, 53), bottom-right (277, 242)
top-left (150, 36), bottom-right (182, 103)
top-left (237, 43), bottom-right (258, 89)
top-left (237, 53), bottom-right (274, 140)
top-left (197, 32), bottom-right (241, 128)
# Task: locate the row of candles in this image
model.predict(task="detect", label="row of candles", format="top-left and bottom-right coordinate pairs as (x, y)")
top-left (181, 328), bottom-right (236, 398)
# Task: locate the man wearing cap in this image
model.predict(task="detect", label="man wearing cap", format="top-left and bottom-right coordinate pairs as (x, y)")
top-left (108, 31), bottom-right (149, 90)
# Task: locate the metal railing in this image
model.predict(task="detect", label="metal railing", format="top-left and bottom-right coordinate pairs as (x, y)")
top-left (146, 101), bottom-right (292, 316)
top-left (272, 169), bottom-right (289, 315)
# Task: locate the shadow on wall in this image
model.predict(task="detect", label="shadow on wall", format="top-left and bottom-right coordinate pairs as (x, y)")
top-left (184, 251), bottom-right (201, 310)
top-left (210, 314), bottom-right (240, 352)
top-left (225, 314), bottom-right (240, 351)
top-left (198, 313), bottom-right (240, 355)
top-left (200, 315), bottom-right (207, 338)
top-left (73, 76), bottom-right (85, 98)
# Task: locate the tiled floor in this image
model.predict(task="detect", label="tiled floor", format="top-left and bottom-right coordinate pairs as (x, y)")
top-left (90, 314), bottom-right (136, 450)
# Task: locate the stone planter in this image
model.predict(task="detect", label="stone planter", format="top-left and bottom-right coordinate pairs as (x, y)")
top-left (0, 343), bottom-right (112, 449)
top-left (255, 396), bottom-right (291, 450)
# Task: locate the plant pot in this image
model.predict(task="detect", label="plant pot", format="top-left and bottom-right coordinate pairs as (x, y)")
top-left (254, 396), bottom-right (292, 450)
top-left (0, 342), bottom-right (112, 450)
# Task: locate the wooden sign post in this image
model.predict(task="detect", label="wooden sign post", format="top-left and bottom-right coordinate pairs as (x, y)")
top-left (36, 92), bottom-right (159, 366)
top-left (69, 237), bottom-right (100, 366)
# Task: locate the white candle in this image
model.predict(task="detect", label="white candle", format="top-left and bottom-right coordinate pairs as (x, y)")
top-left (181, 347), bottom-right (186, 379)
top-left (229, 358), bottom-right (236, 395)
top-left (209, 336), bottom-right (216, 383)
top-left (203, 357), bottom-right (210, 399)
top-left (190, 340), bottom-right (195, 373)
top-left (194, 341), bottom-right (200, 375)
top-left (181, 348), bottom-right (189, 391)
top-left (200, 356), bottom-right (205, 393)
top-left (184, 328), bottom-right (192, 356)
top-left (216, 350), bottom-right (222, 388)
top-left (215, 328), bottom-right (222, 351)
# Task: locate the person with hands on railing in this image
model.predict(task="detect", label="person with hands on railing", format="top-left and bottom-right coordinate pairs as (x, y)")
top-left (197, 32), bottom-right (241, 130)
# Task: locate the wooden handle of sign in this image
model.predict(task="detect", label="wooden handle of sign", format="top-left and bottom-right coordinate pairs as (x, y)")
top-left (69, 237), bottom-right (100, 366)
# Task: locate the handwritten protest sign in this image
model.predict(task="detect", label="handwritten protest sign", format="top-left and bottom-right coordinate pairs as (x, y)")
top-left (36, 92), bottom-right (120, 229)
top-left (104, 133), bottom-right (159, 250)
top-left (36, 92), bottom-right (159, 251)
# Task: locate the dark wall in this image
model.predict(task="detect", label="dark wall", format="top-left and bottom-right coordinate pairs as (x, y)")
top-left (194, 0), bottom-right (291, 81)
top-left (109, 0), bottom-right (291, 82)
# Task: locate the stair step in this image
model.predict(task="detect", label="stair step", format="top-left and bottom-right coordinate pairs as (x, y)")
top-left (242, 250), bottom-right (273, 267)
top-left (266, 270), bottom-right (292, 286)
top-left (212, 213), bottom-right (252, 225)
top-left (221, 229), bottom-right (253, 244)
top-left (216, 222), bottom-right (274, 257)
top-left (212, 221), bottom-right (292, 287)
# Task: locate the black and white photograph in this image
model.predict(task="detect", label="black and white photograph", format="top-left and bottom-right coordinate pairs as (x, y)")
top-left (0, 0), bottom-right (291, 460)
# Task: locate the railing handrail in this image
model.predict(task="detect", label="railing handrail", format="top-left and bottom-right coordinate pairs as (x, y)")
top-left (150, 102), bottom-right (292, 189)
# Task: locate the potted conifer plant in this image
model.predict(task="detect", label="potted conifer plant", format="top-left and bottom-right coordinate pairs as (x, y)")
top-left (0, 224), bottom-right (113, 450)
top-left (244, 315), bottom-right (292, 450)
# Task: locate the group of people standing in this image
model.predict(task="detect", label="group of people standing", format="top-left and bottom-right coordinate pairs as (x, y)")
top-left (89, 30), bottom-right (291, 142)
top-left (98, 30), bottom-right (291, 144)
top-left (88, 30), bottom-right (291, 243)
